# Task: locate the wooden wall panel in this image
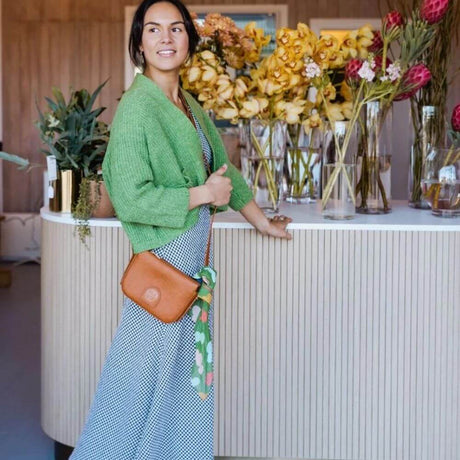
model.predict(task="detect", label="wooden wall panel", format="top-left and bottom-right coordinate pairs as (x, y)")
top-left (1, 0), bottom-right (455, 211)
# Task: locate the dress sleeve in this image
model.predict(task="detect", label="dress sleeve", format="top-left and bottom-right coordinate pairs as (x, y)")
top-left (102, 96), bottom-right (190, 228)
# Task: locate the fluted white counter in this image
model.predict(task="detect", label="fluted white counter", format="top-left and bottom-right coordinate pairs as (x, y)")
top-left (40, 203), bottom-right (459, 459)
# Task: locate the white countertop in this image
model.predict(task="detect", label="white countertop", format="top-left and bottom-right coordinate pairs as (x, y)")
top-left (40, 202), bottom-right (460, 232)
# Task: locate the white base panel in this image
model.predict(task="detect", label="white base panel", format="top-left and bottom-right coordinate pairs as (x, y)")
top-left (0, 212), bottom-right (41, 261)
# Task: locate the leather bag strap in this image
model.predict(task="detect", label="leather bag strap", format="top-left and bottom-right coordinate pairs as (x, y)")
top-left (204, 207), bottom-right (216, 267)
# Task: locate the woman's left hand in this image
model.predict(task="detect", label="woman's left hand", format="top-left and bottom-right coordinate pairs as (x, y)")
top-left (240, 200), bottom-right (293, 240)
top-left (260, 215), bottom-right (292, 239)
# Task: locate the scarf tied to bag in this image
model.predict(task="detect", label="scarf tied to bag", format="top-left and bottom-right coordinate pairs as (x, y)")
top-left (189, 265), bottom-right (217, 400)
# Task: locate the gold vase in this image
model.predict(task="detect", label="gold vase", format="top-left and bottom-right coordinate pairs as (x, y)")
top-left (60, 170), bottom-right (81, 213)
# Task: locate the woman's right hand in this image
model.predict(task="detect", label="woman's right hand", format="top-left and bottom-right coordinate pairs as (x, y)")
top-left (204, 164), bottom-right (233, 206)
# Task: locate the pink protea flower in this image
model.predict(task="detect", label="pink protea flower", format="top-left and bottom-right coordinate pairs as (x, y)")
top-left (383, 10), bottom-right (404, 32)
top-left (420, 0), bottom-right (450, 24)
top-left (369, 31), bottom-right (384, 53)
top-left (452, 104), bottom-right (460, 132)
top-left (395, 63), bottom-right (431, 101)
top-left (345, 59), bottom-right (363, 82)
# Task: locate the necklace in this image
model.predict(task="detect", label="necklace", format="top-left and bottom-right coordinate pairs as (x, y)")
top-left (178, 91), bottom-right (196, 128)
top-left (178, 91), bottom-right (212, 176)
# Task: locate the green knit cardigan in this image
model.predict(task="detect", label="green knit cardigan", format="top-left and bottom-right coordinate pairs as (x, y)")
top-left (102, 74), bottom-right (253, 254)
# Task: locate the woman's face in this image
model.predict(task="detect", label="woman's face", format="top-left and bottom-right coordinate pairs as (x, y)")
top-left (140, 1), bottom-right (189, 76)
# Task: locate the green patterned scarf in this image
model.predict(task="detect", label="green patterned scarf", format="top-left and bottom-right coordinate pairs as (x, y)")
top-left (189, 266), bottom-right (217, 400)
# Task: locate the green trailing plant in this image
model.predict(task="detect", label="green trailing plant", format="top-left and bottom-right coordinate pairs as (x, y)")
top-left (72, 175), bottom-right (104, 247)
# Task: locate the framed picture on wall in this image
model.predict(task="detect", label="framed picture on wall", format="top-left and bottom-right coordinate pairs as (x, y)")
top-left (124, 4), bottom-right (289, 89)
top-left (309, 18), bottom-right (381, 41)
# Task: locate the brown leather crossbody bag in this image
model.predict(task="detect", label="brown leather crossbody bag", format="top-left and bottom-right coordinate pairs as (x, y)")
top-left (120, 211), bottom-right (214, 323)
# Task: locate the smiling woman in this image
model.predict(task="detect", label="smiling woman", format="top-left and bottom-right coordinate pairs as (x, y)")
top-left (69, 1), bottom-right (291, 459)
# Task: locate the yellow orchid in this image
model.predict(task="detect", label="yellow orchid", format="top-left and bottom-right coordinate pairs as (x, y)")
top-left (239, 99), bottom-right (260, 118)
top-left (316, 35), bottom-right (340, 52)
top-left (273, 99), bottom-right (306, 124)
top-left (341, 101), bottom-right (353, 119)
top-left (199, 50), bottom-right (220, 66)
top-left (239, 98), bottom-right (269, 119)
top-left (201, 66), bottom-right (219, 83)
top-left (214, 104), bottom-right (239, 121)
top-left (316, 82), bottom-right (336, 103)
top-left (245, 21), bottom-right (271, 50)
top-left (327, 50), bottom-right (345, 69)
top-left (356, 25), bottom-right (374, 59)
top-left (234, 77), bottom-right (249, 99)
top-left (340, 33), bottom-right (358, 59)
top-left (340, 81), bottom-right (353, 102)
top-left (302, 113), bottom-right (323, 132)
top-left (326, 103), bottom-right (345, 121)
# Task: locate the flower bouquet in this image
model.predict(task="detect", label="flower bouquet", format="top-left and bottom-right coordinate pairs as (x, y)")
top-left (308, 3), bottom-right (443, 216)
top-left (401, 0), bottom-right (460, 207)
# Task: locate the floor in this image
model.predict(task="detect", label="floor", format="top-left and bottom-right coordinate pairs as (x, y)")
top-left (0, 263), bottom-right (54, 459)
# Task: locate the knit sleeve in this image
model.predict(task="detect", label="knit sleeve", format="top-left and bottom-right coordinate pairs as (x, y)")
top-left (225, 162), bottom-right (254, 211)
top-left (102, 95), bottom-right (190, 228)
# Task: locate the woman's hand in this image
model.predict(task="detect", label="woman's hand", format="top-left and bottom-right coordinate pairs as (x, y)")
top-left (239, 200), bottom-right (292, 240)
top-left (204, 164), bottom-right (233, 206)
top-left (188, 164), bottom-right (233, 210)
top-left (259, 215), bottom-right (292, 239)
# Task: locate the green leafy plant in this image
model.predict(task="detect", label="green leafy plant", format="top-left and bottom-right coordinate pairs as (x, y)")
top-left (35, 80), bottom-right (110, 177)
top-left (35, 79), bottom-right (112, 245)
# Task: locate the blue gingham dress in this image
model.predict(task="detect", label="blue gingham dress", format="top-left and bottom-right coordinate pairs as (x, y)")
top-left (70, 111), bottom-right (214, 460)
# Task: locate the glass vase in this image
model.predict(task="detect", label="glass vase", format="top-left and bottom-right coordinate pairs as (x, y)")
top-left (246, 119), bottom-right (287, 213)
top-left (322, 164), bottom-right (356, 220)
top-left (321, 121), bottom-right (358, 220)
top-left (409, 105), bottom-right (441, 209)
top-left (238, 119), bottom-right (250, 187)
top-left (285, 124), bottom-right (323, 203)
top-left (421, 146), bottom-right (460, 217)
top-left (356, 101), bottom-right (392, 214)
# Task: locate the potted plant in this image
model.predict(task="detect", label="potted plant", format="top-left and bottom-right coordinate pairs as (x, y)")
top-left (35, 80), bottom-right (110, 213)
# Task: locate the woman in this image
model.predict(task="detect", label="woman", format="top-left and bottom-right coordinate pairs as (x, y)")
top-left (71, 1), bottom-right (291, 458)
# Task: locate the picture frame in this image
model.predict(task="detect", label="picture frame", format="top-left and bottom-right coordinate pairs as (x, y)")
top-left (309, 18), bottom-right (382, 41)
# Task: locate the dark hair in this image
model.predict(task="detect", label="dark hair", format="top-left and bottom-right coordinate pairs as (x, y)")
top-left (129, 0), bottom-right (200, 69)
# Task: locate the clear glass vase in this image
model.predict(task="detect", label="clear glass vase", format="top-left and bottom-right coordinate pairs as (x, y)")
top-left (322, 164), bottom-right (356, 220)
top-left (421, 146), bottom-right (460, 217)
top-left (409, 105), bottom-right (441, 209)
top-left (285, 124), bottom-right (322, 203)
top-left (321, 121), bottom-right (358, 219)
top-left (246, 119), bottom-right (287, 212)
top-left (238, 119), bottom-right (251, 187)
top-left (356, 101), bottom-right (392, 214)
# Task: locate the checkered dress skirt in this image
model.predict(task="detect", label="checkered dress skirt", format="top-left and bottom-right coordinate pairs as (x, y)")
top-left (70, 113), bottom-right (214, 460)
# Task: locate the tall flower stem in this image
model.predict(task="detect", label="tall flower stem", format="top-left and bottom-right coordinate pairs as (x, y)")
top-left (356, 102), bottom-right (391, 213)
top-left (287, 124), bottom-right (315, 198)
top-left (250, 125), bottom-right (279, 208)
top-left (320, 86), bottom-right (364, 208)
